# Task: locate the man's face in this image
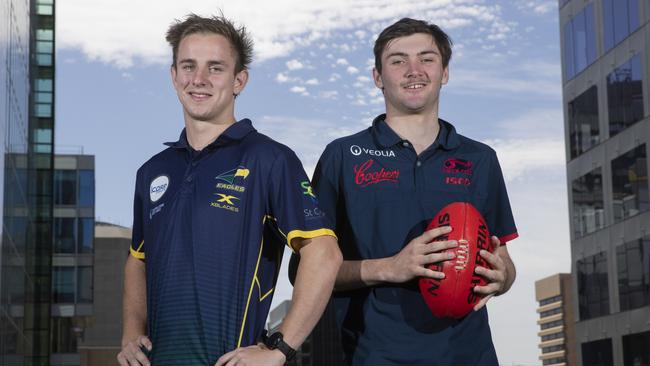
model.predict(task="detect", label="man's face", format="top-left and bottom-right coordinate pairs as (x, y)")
top-left (373, 33), bottom-right (449, 115)
top-left (171, 33), bottom-right (247, 124)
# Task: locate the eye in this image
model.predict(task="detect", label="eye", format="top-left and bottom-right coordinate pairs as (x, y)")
top-left (390, 59), bottom-right (405, 65)
top-left (181, 64), bottom-right (194, 72)
top-left (422, 58), bottom-right (434, 63)
top-left (209, 66), bottom-right (223, 73)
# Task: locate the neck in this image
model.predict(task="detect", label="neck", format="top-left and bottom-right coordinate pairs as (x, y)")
top-left (184, 117), bottom-right (236, 151)
top-left (384, 109), bottom-right (440, 155)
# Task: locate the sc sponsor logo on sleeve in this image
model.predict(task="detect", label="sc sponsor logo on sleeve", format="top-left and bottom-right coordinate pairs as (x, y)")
top-left (150, 175), bottom-right (169, 203)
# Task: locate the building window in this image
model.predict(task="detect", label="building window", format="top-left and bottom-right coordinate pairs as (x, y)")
top-left (541, 319), bottom-right (564, 330)
top-left (52, 267), bottom-right (75, 303)
top-left (77, 267), bottom-right (93, 303)
top-left (577, 252), bottom-right (609, 320)
top-left (623, 330), bottom-right (650, 366)
top-left (563, 3), bottom-right (596, 80)
top-left (78, 169), bottom-right (94, 207)
top-left (569, 86), bottom-right (599, 159)
top-left (572, 168), bottom-right (604, 238)
top-left (607, 54), bottom-right (644, 137)
top-left (603, 0), bottom-right (640, 51)
top-left (611, 144), bottom-right (648, 222)
top-left (541, 332), bottom-right (564, 341)
top-left (54, 170), bottom-right (76, 205)
top-left (540, 307), bottom-right (562, 318)
top-left (581, 338), bottom-right (613, 366)
top-left (542, 344), bottom-right (564, 354)
top-left (543, 357), bottom-right (566, 365)
top-left (617, 236), bottom-right (650, 311)
top-left (78, 218), bottom-right (94, 253)
top-left (51, 317), bottom-right (77, 353)
top-left (54, 218), bottom-right (76, 254)
top-left (539, 295), bottom-right (563, 306)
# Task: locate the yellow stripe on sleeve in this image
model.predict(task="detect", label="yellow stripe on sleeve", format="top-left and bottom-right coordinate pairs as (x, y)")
top-left (286, 228), bottom-right (337, 252)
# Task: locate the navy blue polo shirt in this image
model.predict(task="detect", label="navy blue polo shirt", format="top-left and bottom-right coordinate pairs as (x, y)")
top-left (130, 119), bottom-right (335, 365)
top-left (312, 115), bottom-right (518, 366)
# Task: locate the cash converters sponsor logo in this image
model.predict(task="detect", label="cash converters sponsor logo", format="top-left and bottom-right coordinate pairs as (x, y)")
top-left (349, 145), bottom-right (395, 158)
top-left (353, 159), bottom-right (399, 187)
top-left (215, 166), bottom-right (249, 192)
top-left (210, 193), bottom-right (240, 212)
top-left (300, 181), bottom-right (318, 204)
top-left (442, 158), bottom-right (473, 175)
top-left (150, 175), bottom-right (169, 202)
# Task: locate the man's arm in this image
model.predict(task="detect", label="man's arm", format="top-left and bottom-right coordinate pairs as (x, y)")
top-left (117, 256), bottom-right (151, 366)
top-left (335, 226), bottom-right (457, 291)
top-left (216, 235), bottom-right (341, 366)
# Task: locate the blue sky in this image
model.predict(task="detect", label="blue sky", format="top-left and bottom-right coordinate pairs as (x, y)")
top-left (55, 1), bottom-right (568, 364)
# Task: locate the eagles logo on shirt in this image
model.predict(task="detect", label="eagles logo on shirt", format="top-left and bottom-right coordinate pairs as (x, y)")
top-left (215, 166), bottom-right (249, 193)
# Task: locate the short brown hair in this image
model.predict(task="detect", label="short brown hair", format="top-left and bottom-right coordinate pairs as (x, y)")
top-left (374, 18), bottom-right (453, 74)
top-left (166, 13), bottom-right (253, 73)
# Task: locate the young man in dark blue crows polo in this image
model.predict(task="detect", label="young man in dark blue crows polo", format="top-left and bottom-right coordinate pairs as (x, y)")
top-left (117, 14), bottom-right (342, 366)
top-left (307, 18), bottom-right (519, 365)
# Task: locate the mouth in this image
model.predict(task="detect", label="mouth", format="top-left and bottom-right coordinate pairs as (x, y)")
top-left (403, 82), bottom-right (427, 90)
top-left (188, 91), bottom-right (212, 101)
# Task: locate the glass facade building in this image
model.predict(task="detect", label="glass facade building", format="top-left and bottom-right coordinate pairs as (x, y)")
top-left (561, 0), bottom-right (650, 365)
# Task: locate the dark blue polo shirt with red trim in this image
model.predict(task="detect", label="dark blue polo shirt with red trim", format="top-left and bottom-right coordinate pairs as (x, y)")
top-left (130, 119), bottom-right (335, 365)
top-left (312, 115), bottom-right (518, 366)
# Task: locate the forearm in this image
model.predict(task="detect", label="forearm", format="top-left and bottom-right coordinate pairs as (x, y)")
top-left (335, 257), bottom-right (393, 291)
top-left (122, 256), bottom-right (147, 345)
top-left (280, 236), bottom-right (341, 348)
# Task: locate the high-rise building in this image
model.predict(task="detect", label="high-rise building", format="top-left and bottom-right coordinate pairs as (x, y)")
top-left (50, 154), bottom-right (94, 366)
top-left (535, 273), bottom-right (577, 366)
top-left (560, 1), bottom-right (650, 365)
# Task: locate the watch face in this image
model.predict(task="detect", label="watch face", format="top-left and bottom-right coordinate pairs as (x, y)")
top-left (268, 332), bottom-right (282, 348)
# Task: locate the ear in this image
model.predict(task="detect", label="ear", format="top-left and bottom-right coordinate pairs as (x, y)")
top-left (233, 69), bottom-right (249, 96)
top-left (441, 66), bottom-right (449, 86)
top-left (372, 67), bottom-right (383, 89)
top-left (170, 65), bottom-right (178, 89)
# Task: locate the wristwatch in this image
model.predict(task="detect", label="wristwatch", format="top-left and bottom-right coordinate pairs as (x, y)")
top-left (263, 331), bottom-right (297, 361)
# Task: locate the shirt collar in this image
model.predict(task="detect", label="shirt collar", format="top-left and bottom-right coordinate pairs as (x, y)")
top-left (164, 119), bottom-right (256, 150)
top-left (371, 114), bottom-right (460, 151)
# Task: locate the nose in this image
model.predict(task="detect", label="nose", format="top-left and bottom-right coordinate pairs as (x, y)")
top-left (192, 66), bottom-right (209, 87)
top-left (405, 59), bottom-right (423, 78)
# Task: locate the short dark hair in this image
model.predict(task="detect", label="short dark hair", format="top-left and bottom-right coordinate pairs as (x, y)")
top-left (166, 13), bottom-right (253, 73)
top-left (373, 18), bottom-right (453, 74)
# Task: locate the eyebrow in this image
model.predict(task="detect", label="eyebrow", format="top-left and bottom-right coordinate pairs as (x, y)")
top-left (177, 59), bottom-right (227, 66)
top-left (386, 50), bottom-right (440, 58)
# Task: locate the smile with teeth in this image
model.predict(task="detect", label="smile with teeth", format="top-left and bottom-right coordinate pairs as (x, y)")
top-left (404, 83), bottom-right (426, 89)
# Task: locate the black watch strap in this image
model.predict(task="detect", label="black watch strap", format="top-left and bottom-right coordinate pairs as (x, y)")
top-left (264, 331), bottom-right (296, 361)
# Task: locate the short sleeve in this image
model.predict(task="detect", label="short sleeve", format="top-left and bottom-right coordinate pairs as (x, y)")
top-left (130, 169), bottom-right (145, 260)
top-left (485, 151), bottom-right (518, 244)
top-left (268, 148), bottom-right (336, 252)
top-left (311, 143), bottom-right (341, 231)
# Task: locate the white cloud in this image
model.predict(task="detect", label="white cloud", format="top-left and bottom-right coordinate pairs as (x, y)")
top-left (305, 78), bottom-right (319, 85)
top-left (356, 75), bottom-right (371, 83)
top-left (346, 66), bottom-right (359, 74)
top-left (276, 72), bottom-right (290, 83)
top-left (328, 73), bottom-right (341, 82)
top-left (289, 86), bottom-right (306, 93)
top-left (354, 30), bottom-right (366, 40)
top-left (335, 58), bottom-right (349, 66)
top-left (319, 90), bottom-right (339, 99)
top-left (58, 1), bottom-right (512, 68)
top-left (286, 59), bottom-right (304, 70)
top-left (516, 0), bottom-right (557, 15)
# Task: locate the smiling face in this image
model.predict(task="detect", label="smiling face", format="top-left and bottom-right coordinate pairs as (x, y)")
top-left (373, 33), bottom-right (449, 117)
top-left (171, 32), bottom-right (248, 125)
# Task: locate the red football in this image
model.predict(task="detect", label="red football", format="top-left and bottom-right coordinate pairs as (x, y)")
top-left (418, 202), bottom-right (492, 319)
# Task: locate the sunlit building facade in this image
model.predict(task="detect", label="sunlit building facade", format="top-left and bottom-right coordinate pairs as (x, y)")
top-left (560, 0), bottom-right (650, 365)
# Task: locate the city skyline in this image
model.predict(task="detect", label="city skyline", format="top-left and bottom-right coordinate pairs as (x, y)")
top-left (54, 1), bottom-right (567, 364)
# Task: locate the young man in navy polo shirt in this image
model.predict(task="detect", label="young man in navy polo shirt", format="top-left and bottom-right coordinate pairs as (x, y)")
top-left (311, 18), bottom-right (519, 365)
top-left (117, 14), bottom-right (342, 366)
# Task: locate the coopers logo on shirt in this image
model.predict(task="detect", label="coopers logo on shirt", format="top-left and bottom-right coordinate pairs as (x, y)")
top-left (353, 159), bottom-right (400, 187)
top-left (350, 145), bottom-right (395, 158)
top-left (149, 175), bottom-right (169, 202)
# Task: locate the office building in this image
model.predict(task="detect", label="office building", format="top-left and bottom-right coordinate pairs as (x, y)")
top-left (535, 273), bottom-right (577, 366)
top-left (78, 222), bottom-right (131, 366)
top-left (560, 0), bottom-right (650, 365)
